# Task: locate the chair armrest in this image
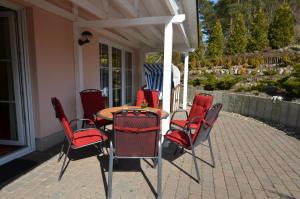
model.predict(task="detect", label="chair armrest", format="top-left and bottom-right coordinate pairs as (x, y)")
top-left (70, 118), bottom-right (95, 126)
top-left (170, 109), bottom-right (188, 121)
top-left (183, 116), bottom-right (201, 130)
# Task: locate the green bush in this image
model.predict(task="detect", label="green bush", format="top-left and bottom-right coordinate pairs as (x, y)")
top-left (263, 70), bottom-right (277, 76)
top-left (215, 75), bottom-right (242, 90)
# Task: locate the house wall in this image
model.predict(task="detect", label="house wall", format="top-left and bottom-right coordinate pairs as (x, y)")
top-left (30, 7), bottom-right (76, 150)
top-left (7, 1), bottom-right (143, 151)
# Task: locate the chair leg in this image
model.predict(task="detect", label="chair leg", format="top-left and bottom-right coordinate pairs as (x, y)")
top-left (107, 142), bottom-right (114, 199)
top-left (191, 144), bottom-right (200, 183)
top-left (157, 135), bottom-right (162, 199)
top-left (58, 142), bottom-right (71, 181)
top-left (173, 146), bottom-right (179, 156)
top-left (58, 140), bottom-right (65, 162)
top-left (208, 136), bottom-right (215, 168)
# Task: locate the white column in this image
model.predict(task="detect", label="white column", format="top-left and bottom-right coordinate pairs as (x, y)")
top-left (161, 21), bottom-right (173, 135)
top-left (183, 52), bottom-right (189, 109)
top-left (73, 6), bottom-right (83, 124)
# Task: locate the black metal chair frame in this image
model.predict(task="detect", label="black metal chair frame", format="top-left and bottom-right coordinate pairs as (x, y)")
top-left (52, 98), bottom-right (107, 181)
top-left (165, 103), bottom-right (222, 182)
top-left (107, 109), bottom-right (162, 199)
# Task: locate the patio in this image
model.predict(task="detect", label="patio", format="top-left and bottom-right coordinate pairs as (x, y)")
top-left (1, 111), bottom-right (300, 199)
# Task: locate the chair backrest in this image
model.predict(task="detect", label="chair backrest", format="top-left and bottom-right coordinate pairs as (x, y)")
top-left (51, 97), bottom-right (73, 141)
top-left (113, 110), bottom-right (161, 157)
top-left (192, 103), bottom-right (222, 147)
top-left (136, 88), bottom-right (159, 108)
top-left (80, 89), bottom-right (106, 120)
top-left (187, 93), bottom-right (214, 123)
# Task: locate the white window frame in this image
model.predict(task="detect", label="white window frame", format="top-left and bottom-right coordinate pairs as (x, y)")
top-left (99, 38), bottom-right (134, 107)
top-left (0, 0), bottom-right (35, 166)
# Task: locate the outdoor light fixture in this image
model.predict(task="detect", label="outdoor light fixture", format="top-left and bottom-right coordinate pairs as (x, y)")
top-left (78, 31), bottom-right (93, 45)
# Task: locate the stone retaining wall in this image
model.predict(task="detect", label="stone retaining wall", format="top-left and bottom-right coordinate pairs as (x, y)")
top-left (186, 86), bottom-right (300, 133)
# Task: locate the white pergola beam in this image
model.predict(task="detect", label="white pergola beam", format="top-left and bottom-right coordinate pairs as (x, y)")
top-left (161, 21), bottom-right (173, 135)
top-left (121, 28), bottom-right (155, 48)
top-left (183, 53), bottom-right (189, 109)
top-left (75, 15), bottom-right (185, 29)
top-left (112, 0), bottom-right (138, 18)
top-left (113, 0), bottom-right (164, 42)
top-left (69, 0), bottom-right (106, 19)
top-left (98, 29), bottom-right (140, 49)
top-left (165, 0), bottom-right (190, 48)
top-left (24, 0), bottom-right (75, 21)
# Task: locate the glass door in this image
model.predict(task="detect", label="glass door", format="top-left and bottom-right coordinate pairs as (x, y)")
top-left (112, 47), bottom-right (122, 106)
top-left (0, 11), bottom-right (25, 146)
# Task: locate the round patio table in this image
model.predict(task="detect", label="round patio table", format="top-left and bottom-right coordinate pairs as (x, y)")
top-left (97, 106), bottom-right (169, 121)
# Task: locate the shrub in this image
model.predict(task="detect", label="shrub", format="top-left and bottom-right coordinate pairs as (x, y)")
top-left (215, 75), bottom-right (242, 90)
top-left (263, 70), bottom-right (277, 76)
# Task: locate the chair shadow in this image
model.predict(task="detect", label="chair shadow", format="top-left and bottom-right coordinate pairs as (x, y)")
top-left (162, 141), bottom-right (214, 182)
top-left (58, 144), bottom-right (103, 180)
top-left (97, 155), bottom-right (157, 198)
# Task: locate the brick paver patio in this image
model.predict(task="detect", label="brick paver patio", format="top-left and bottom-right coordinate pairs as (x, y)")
top-left (1, 112), bottom-right (300, 199)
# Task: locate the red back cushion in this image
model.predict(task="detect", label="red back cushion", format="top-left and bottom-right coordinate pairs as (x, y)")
top-left (80, 90), bottom-right (106, 120)
top-left (51, 97), bottom-right (73, 139)
top-left (136, 89), bottom-right (145, 106)
top-left (144, 89), bottom-right (159, 108)
top-left (136, 89), bottom-right (159, 108)
top-left (187, 94), bottom-right (213, 123)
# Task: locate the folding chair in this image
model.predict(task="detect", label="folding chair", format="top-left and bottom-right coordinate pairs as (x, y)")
top-left (136, 88), bottom-right (159, 108)
top-left (80, 89), bottom-right (112, 129)
top-left (51, 97), bottom-right (108, 180)
top-left (165, 103), bottom-right (222, 182)
top-left (107, 109), bottom-right (162, 199)
top-left (170, 93), bottom-right (213, 130)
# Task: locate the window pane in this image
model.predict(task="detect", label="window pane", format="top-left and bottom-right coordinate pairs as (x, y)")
top-left (125, 51), bottom-right (132, 103)
top-left (112, 47), bottom-right (122, 106)
top-left (99, 43), bottom-right (109, 96)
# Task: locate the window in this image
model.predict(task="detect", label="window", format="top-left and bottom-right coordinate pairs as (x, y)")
top-left (125, 51), bottom-right (133, 104)
top-left (112, 47), bottom-right (122, 106)
top-left (99, 43), bottom-right (109, 96)
top-left (99, 42), bottom-right (133, 106)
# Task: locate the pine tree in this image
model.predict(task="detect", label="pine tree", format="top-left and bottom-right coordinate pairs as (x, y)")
top-left (190, 23), bottom-right (205, 68)
top-left (227, 13), bottom-right (248, 55)
top-left (248, 8), bottom-right (269, 52)
top-left (207, 20), bottom-right (224, 59)
top-left (268, 3), bottom-right (294, 49)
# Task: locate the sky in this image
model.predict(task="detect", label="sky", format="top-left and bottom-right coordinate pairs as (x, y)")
top-left (211, 0), bottom-right (218, 4)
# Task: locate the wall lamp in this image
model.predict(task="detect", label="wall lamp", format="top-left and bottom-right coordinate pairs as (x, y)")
top-left (78, 31), bottom-right (93, 46)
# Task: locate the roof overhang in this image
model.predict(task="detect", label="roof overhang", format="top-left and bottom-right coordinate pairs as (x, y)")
top-left (25, 0), bottom-right (198, 52)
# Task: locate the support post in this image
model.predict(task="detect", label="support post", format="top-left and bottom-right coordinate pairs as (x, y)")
top-left (183, 52), bottom-right (189, 109)
top-left (161, 21), bottom-right (173, 135)
top-left (73, 6), bottom-right (83, 126)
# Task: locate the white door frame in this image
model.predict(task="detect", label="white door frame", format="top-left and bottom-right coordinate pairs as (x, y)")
top-left (0, 0), bottom-right (36, 165)
top-left (99, 38), bottom-right (134, 107)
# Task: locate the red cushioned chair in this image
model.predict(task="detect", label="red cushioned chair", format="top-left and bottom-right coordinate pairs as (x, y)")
top-left (80, 89), bottom-right (112, 129)
top-left (51, 97), bottom-right (108, 181)
top-left (170, 93), bottom-right (213, 130)
top-left (107, 109), bottom-right (162, 199)
top-left (165, 103), bottom-right (222, 182)
top-left (136, 88), bottom-right (159, 108)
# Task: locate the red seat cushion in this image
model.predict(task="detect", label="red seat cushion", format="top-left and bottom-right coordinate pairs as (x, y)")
top-left (165, 129), bottom-right (191, 148)
top-left (72, 129), bottom-right (108, 148)
top-left (170, 120), bottom-right (198, 129)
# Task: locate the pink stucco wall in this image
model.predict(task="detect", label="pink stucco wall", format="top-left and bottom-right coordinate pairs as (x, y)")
top-left (82, 31), bottom-right (100, 89)
top-left (32, 7), bottom-right (76, 138)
